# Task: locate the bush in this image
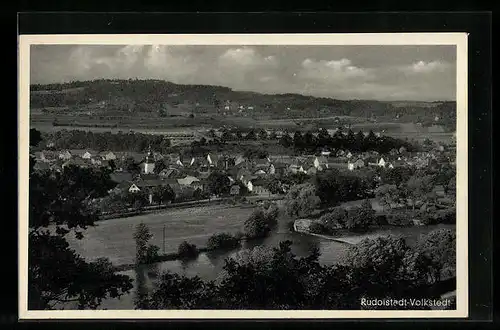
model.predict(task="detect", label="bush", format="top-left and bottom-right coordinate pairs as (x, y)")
top-left (386, 213), bottom-right (412, 226)
top-left (243, 205), bottom-right (280, 239)
top-left (309, 222), bottom-right (327, 235)
top-left (319, 208), bottom-right (347, 229)
top-left (178, 241), bottom-right (199, 260)
top-left (374, 214), bottom-right (388, 226)
top-left (145, 244), bottom-right (160, 263)
top-left (420, 208), bottom-right (456, 225)
top-left (206, 233), bottom-right (241, 251)
top-left (234, 231), bottom-right (245, 241)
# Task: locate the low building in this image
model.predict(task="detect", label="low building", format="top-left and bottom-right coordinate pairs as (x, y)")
top-left (177, 175), bottom-right (201, 186)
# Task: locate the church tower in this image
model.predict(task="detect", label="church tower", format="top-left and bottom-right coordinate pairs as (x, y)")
top-left (143, 145), bottom-right (155, 174)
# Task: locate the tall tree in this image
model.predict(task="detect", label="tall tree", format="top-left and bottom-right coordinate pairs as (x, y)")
top-left (206, 171), bottom-right (230, 196)
top-left (279, 133), bottom-right (293, 148)
top-left (293, 131), bottom-right (304, 150)
top-left (284, 183), bottom-right (320, 218)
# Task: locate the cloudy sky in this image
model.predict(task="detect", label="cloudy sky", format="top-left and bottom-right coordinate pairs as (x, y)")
top-left (30, 45), bottom-right (456, 101)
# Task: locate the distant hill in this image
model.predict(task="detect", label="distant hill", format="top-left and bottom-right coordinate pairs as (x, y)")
top-left (30, 79), bottom-right (456, 131)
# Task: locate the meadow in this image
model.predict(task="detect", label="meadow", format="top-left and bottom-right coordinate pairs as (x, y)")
top-left (67, 204), bottom-right (256, 266)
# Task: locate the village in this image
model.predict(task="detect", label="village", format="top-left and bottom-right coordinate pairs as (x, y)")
top-left (31, 126), bottom-right (456, 222)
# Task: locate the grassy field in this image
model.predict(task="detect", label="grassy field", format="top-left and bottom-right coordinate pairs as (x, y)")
top-left (67, 204), bottom-right (256, 266)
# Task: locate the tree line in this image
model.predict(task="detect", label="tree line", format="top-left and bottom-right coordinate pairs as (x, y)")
top-left (279, 128), bottom-right (418, 154)
top-left (44, 129), bottom-right (172, 153)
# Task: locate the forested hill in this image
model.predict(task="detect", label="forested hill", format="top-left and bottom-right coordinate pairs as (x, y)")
top-left (30, 79), bottom-right (456, 130)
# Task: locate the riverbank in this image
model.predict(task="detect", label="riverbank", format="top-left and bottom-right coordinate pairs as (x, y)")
top-left (99, 198), bottom-right (227, 220)
top-left (99, 195), bottom-right (284, 220)
top-left (294, 220), bottom-right (455, 246)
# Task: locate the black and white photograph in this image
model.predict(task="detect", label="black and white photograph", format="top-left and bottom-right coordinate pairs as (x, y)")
top-left (18, 34), bottom-right (468, 319)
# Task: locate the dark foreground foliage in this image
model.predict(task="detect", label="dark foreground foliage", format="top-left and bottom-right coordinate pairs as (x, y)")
top-left (136, 230), bottom-right (456, 310)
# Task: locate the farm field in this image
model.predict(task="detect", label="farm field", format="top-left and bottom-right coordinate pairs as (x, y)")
top-left (32, 119), bottom-right (454, 144)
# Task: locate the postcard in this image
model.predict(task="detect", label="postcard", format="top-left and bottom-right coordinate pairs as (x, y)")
top-left (18, 33), bottom-right (468, 319)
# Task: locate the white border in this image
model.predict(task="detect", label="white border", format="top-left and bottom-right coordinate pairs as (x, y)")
top-left (18, 33), bottom-right (468, 320)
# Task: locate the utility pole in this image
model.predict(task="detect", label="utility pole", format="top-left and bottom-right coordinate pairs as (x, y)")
top-left (162, 224), bottom-right (166, 254)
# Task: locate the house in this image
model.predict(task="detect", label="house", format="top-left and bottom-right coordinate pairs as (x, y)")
top-left (273, 163), bottom-right (288, 176)
top-left (246, 180), bottom-right (254, 192)
top-left (267, 163), bottom-right (276, 175)
top-left (252, 179), bottom-right (270, 196)
top-left (254, 169), bottom-right (267, 176)
top-left (254, 158), bottom-right (270, 170)
top-left (82, 151), bottom-right (94, 160)
top-left (237, 169), bottom-right (253, 182)
top-left (189, 156), bottom-right (209, 168)
top-left (206, 153), bottom-right (219, 167)
top-left (159, 168), bottom-right (179, 179)
top-left (100, 151), bottom-right (117, 161)
top-left (177, 175), bottom-right (201, 186)
top-left (346, 151), bottom-right (353, 159)
top-left (191, 180), bottom-right (204, 191)
top-left (198, 170), bottom-right (211, 180)
top-left (347, 159), bottom-right (365, 171)
top-left (230, 184), bottom-right (241, 196)
top-left (433, 185), bottom-right (446, 198)
top-left (58, 150), bottom-right (72, 161)
top-left (378, 157), bottom-right (387, 168)
top-left (234, 155), bottom-right (246, 166)
top-left (62, 157), bottom-right (89, 168)
top-left (139, 173), bottom-right (160, 181)
top-left (412, 219), bottom-right (424, 226)
top-left (306, 166), bottom-right (317, 175)
top-left (320, 150), bottom-right (332, 156)
top-left (34, 151), bottom-right (55, 163)
top-left (33, 161), bottom-right (51, 171)
top-left (91, 158), bottom-right (102, 166)
top-left (128, 183), bottom-right (141, 193)
top-left (314, 156), bottom-right (328, 170)
top-left (288, 164), bottom-right (306, 174)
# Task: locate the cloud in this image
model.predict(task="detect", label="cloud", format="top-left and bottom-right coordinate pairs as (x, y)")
top-left (401, 60), bottom-right (451, 74)
top-left (218, 47), bottom-right (278, 68)
top-left (143, 45), bottom-right (202, 82)
top-left (298, 58), bottom-right (372, 82)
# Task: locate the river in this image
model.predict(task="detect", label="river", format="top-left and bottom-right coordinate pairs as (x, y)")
top-left (93, 223), bottom-right (455, 310)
